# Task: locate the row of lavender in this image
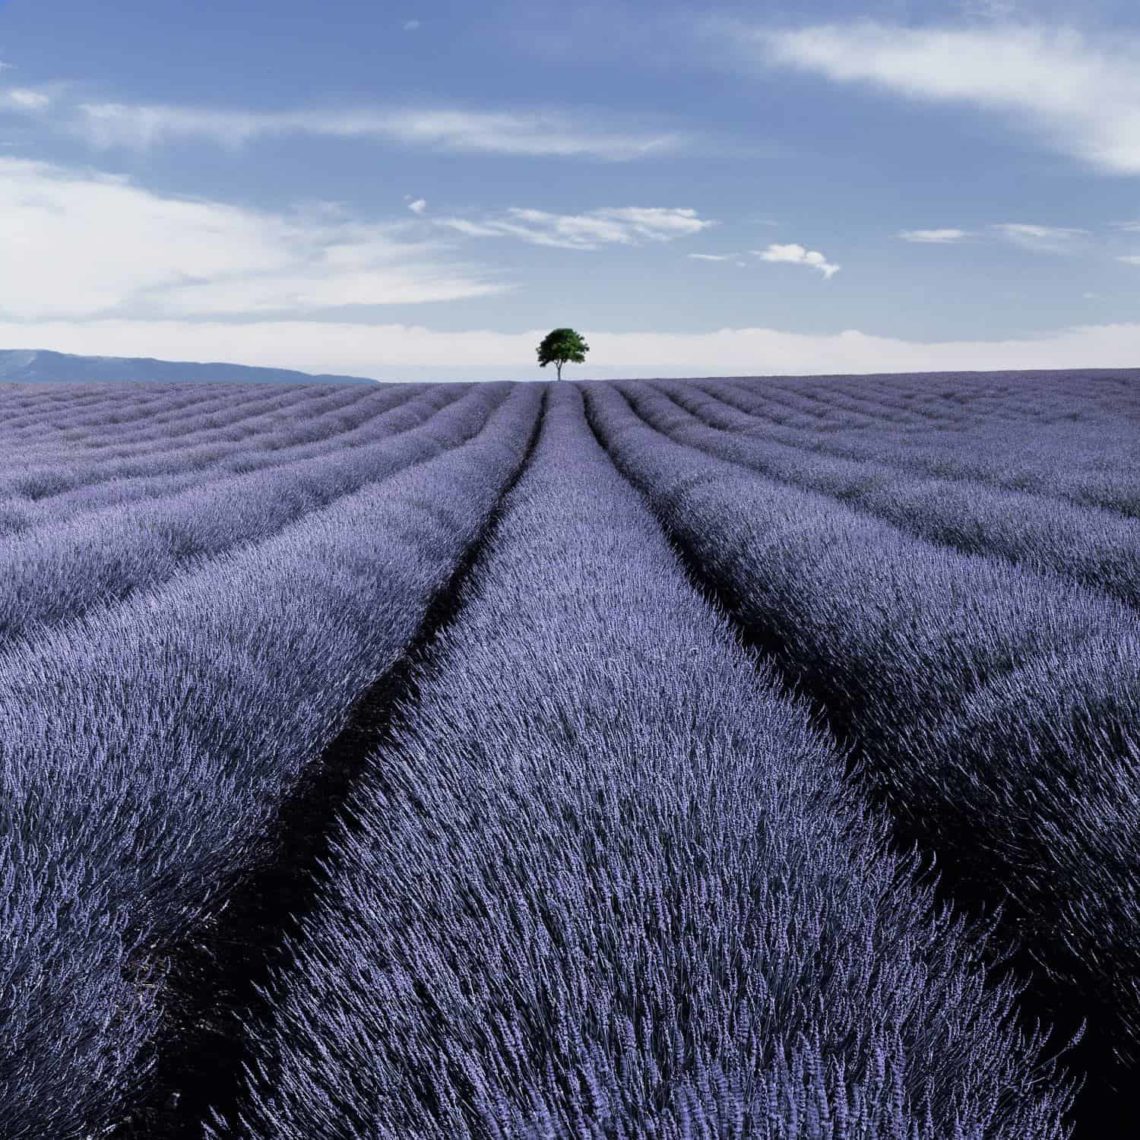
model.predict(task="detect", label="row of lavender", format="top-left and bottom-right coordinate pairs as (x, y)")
top-left (0, 384), bottom-right (381, 472)
top-left (0, 383), bottom-right (541, 1137)
top-left (587, 379), bottom-right (1140, 1129)
top-left (0, 385), bottom-right (507, 641)
top-left (211, 386), bottom-right (1069, 1138)
top-left (693, 374), bottom-right (1140, 514)
top-left (620, 382), bottom-right (1140, 607)
top-left (0, 383), bottom-right (444, 527)
top-left (687, 370), bottom-right (1140, 433)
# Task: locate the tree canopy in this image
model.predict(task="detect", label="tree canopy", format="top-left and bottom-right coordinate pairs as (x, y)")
top-left (537, 328), bottom-right (589, 380)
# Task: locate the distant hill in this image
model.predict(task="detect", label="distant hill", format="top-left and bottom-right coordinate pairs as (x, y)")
top-left (0, 349), bottom-right (378, 386)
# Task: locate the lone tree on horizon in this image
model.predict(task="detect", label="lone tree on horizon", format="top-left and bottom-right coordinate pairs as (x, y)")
top-left (537, 328), bottom-right (589, 381)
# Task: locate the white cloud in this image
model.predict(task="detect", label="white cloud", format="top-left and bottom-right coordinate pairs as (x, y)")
top-left (992, 222), bottom-right (1087, 252)
top-left (68, 101), bottom-right (680, 160)
top-left (688, 253), bottom-right (736, 261)
top-left (898, 228), bottom-right (970, 243)
top-left (437, 206), bottom-right (713, 249)
top-left (9, 317), bottom-right (1140, 381)
top-left (746, 22), bottom-right (1140, 175)
top-left (0, 86), bottom-right (54, 111)
top-left (0, 158), bottom-right (502, 321)
top-left (1117, 255), bottom-right (1140, 266)
top-left (599, 207), bottom-right (712, 238)
top-left (757, 242), bottom-right (839, 278)
top-left (407, 197), bottom-right (428, 215)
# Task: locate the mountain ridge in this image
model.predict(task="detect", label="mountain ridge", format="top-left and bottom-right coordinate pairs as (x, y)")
top-left (0, 349), bottom-right (379, 386)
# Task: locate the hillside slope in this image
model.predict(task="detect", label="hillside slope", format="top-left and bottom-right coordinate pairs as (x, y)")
top-left (0, 349), bottom-right (377, 386)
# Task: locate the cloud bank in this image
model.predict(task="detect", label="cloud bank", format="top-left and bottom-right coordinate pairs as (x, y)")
top-left (8, 318), bottom-right (1140, 382)
top-left (746, 22), bottom-right (1140, 175)
top-left (0, 157), bottom-right (502, 321)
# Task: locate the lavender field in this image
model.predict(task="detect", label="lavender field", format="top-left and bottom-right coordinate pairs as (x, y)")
top-left (1, 371), bottom-right (1138, 1139)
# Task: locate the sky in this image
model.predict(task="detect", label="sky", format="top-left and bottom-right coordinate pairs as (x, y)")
top-left (4, 0), bottom-right (1140, 379)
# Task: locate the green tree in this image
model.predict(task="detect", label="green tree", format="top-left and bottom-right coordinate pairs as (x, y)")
top-left (536, 328), bottom-right (589, 381)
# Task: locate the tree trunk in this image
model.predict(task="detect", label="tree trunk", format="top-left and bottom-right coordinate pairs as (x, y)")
top-left (556, 362), bottom-right (563, 381)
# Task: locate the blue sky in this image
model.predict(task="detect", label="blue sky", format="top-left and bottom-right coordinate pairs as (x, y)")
top-left (3, 0), bottom-right (1140, 378)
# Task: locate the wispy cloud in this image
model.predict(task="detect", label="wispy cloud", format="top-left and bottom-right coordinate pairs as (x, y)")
top-left (740, 22), bottom-right (1140, 175)
top-left (0, 158), bottom-right (503, 321)
top-left (756, 242), bottom-right (840, 278)
top-left (406, 197), bottom-right (428, 215)
top-left (991, 222), bottom-right (1087, 252)
top-left (900, 220), bottom-right (1128, 260)
top-left (688, 252), bottom-right (736, 262)
top-left (0, 85), bottom-right (56, 112)
top-left (0, 78), bottom-right (681, 160)
top-left (437, 206), bottom-right (713, 249)
top-left (898, 228), bottom-right (971, 243)
top-left (65, 102), bottom-right (681, 160)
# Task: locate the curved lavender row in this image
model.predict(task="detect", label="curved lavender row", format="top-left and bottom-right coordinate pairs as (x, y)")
top-left (700, 377), bottom-right (1140, 479)
top-left (217, 386), bottom-right (1070, 1140)
top-left (0, 388), bottom-right (373, 471)
top-left (46, 384), bottom-right (380, 462)
top-left (0, 382), bottom-right (305, 450)
top-left (0, 384), bottom-right (509, 646)
top-left (707, 371), bottom-right (1140, 435)
top-left (626, 382), bottom-right (1140, 610)
top-left (0, 385), bottom-right (446, 536)
top-left (0, 379), bottom-right (307, 436)
top-left (0, 384), bottom-right (417, 496)
top-left (0, 387), bottom-right (226, 443)
top-left (41, 384), bottom-right (458, 518)
top-left (694, 374), bottom-right (1124, 437)
top-left (218, 385), bottom-right (452, 473)
top-left (0, 384), bottom-right (541, 1140)
top-left (708, 379), bottom-right (1140, 518)
top-left (0, 385), bottom-right (402, 491)
top-left (704, 376), bottom-right (1140, 475)
top-left (712, 374), bottom-right (1140, 476)
top-left (55, 385), bottom-right (456, 507)
top-left (0, 377), bottom-right (371, 435)
top-left (51, 384), bottom-right (432, 489)
top-left (586, 384), bottom-right (1140, 1116)
top-left (0, 378), bottom-right (259, 417)
top-left (0, 382), bottom-right (238, 433)
top-left (75, 382), bottom-right (372, 440)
